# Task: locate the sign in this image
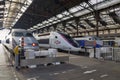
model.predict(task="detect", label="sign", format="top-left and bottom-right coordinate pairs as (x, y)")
top-left (54, 40), bottom-right (61, 44)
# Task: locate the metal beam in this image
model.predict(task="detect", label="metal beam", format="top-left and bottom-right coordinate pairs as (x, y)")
top-left (84, 19), bottom-right (96, 28)
top-left (75, 18), bottom-right (79, 36)
top-left (109, 12), bottom-right (120, 24)
top-left (6, 0), bottom-right (27, 6)
top-left (67, 23), bottom-right (77, 30)
top-left (79, 24), bottom-right (86, 29)
top-left (62, 22), bottom-right (67, 32)
top-left (0, 8), bottom-right (4, 11)
top-left (0, 1), bottom-right (5, 5)
top-left (66, 27), bottom-right (73, 32)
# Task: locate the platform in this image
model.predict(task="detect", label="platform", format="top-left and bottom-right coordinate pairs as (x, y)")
top-left (0, 44), bottom-right (19, 80)
top-left (0, 44), bottom-right (120, 80)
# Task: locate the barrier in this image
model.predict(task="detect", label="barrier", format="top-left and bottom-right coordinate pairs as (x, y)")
top-left (3, 37), bottom-right (69, 69)
top-left (95, 47), bottom-right (120, 62)
top-left (20, 48), bottom-right (69, 68)
top-left (112, 48), bottom-right (120, 61)
top-left (86, 46), bottom-right (120, 62)
top-left (100, 47), bottom-right (113, 60)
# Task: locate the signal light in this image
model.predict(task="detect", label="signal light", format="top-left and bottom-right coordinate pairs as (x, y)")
top-left (21, 37), bottom-right (24, 47)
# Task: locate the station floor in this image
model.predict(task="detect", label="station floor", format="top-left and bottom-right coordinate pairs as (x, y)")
top-left (0, 44), bottom-right (17, 80)
top-left (0, 44), bottom-right (120, 80)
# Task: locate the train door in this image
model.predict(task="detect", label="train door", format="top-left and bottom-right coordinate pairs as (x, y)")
top-left (50, 33), bottom-right (60, 48)
top-left (50, 33), bottom-right (55, 48)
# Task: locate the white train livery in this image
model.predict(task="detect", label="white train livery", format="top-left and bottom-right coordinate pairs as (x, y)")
top-left (5, 29), bottom-right (39, 51)
top-left (35, 32), bottom-right (80, 51)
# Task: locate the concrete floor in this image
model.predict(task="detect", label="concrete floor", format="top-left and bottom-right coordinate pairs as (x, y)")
top-left (1, 44), bottom-right (120, 80)
top-left (0, 44), bottom-right (18, 80)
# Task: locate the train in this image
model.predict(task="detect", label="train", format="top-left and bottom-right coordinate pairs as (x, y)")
top-left (4, 29), bottom-right (39, 52)
top-left (34, 32), bottom-right (81, 51)
top-left (74, 36), bottom-right (103, 48)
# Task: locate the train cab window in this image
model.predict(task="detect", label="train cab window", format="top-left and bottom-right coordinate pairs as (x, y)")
top-left (6, 39), bottom-right (9, 44)
top-left (12, 32), bottom-right (23, 37)
top-left (59, 32), bottom-right (78, 47)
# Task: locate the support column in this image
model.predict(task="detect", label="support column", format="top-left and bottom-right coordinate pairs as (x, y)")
top-left (75, 18), bottom-right (79, 36)
top-left (62, 22), bottom-right (66, 32)
top-left (53, 25), bottom-right (57, 31)
top-left (95, 11), bottom-right (99, 37)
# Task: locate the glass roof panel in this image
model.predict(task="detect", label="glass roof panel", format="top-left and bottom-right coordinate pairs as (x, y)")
top-left (56, 14), bottom-right (63, 18)
top-left (69, 7), bottom-right (79, 13)
top-left (30, 0), bottom-right (120, 34)
top-left (48, 18), bottom-right (53, 22)
top-left (33, 26), bottom-right (37, 28)
top-left (38, 23), bottom-right (42, 26)
top-left (90, 0), bottom-right (104, 4)
top-left (4, 0), bottom-right (33, 27)
top-left (62, 11), bottom-right (70, 15)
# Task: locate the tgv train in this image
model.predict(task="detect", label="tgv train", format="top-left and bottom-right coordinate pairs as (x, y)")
top-left (5, 29), bottom-right (39, 51)
top-left (74, 36), bottom-right (103, 48)
top-left (34, 32), bottom-right (80, 51)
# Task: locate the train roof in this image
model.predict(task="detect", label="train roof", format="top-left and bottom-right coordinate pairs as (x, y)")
top-left (12, 29), bottom-right (26, 31)
top-left (74, 36), bottom-right (96, 38)
top-left (74, 36), bottom-right (101, 40)
top-left (37, 31), bottom-right (68, 37)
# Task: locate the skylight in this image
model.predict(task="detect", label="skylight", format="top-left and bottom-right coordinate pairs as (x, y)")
top-left (4, 0), bottom-right (33, 27)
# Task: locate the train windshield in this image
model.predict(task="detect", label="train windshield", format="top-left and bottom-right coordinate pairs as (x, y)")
top-left (25, 33), bottom-right (33, 37)
top-left (12, 32), bottom-right (24, 37)
top-left (59, 33), bottom-right (79, 47)
top-left (12, 32), bottom-right (33, 37)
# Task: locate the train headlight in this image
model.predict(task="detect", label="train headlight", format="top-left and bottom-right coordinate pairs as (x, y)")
top-left (32, 43), bottom-right (38, 47)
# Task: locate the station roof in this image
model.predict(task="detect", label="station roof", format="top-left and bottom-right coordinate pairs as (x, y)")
top-left (4, 0), bottom-right (88, 29)
top-left (2, 0), bottom-right (120, 37)
top-left (29, 0), bottom-right (120, 32)
top-left (0, 1), bottom-right (5, 27)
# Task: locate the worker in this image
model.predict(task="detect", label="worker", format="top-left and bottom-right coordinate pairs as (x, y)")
top-left (13, 45), bottom-right (20, 69)
top-left (13, 45), bottom-right (19, 55)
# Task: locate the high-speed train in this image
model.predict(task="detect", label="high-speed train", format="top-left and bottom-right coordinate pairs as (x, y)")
top-left (74, 36), bottom-right (103, 48)
top-left (4, 29), bottom-right (39, 52)
top-left (34, 32), bottom-right (80, 51)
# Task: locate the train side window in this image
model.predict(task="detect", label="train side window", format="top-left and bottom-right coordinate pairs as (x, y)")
top-left (12, 32), bottom-right (23, 37)
top-left (55, 36), bottom-right (57, 38)
top-left (6, 39), bottom-right (10, 44)
top-left (89, 38), bottom-right (92, 40)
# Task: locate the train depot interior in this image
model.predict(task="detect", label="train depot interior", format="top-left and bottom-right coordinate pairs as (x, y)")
top-left (0, 0), bottom-right (120, 80)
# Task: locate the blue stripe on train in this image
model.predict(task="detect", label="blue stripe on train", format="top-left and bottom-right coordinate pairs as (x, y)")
top-left (76, 40), bottom-right (102, 48)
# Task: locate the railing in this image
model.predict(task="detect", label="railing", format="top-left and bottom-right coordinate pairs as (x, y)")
top-left (112, 48), bottom-right (120, 62)
top-left (96, 47), bottom-right (120, 62)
